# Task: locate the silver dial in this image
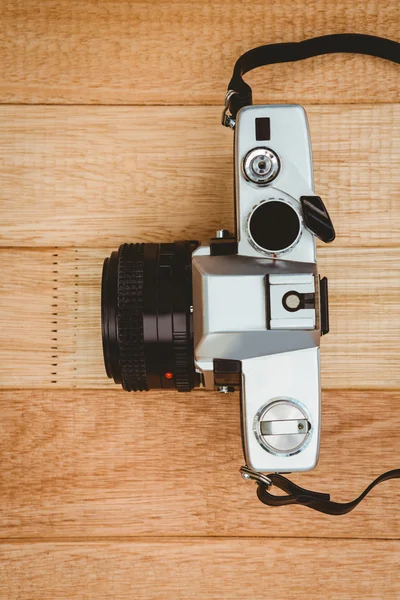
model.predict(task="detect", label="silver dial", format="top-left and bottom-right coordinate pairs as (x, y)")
top-left (254, 399), bottom-right (311, 456)
top-left (242, 147), bottom-right (280, 185)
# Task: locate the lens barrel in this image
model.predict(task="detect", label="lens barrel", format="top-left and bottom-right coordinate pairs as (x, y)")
top-left (102, 241), bottom-right (199, 392)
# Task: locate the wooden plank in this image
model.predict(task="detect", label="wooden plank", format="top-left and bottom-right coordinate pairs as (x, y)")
top-left (0, 246), bottom-right (398, 389)
top-left (1, 1), bottom-right (399, 105)
top-left (0, 105), bottom-right (399, 248)
top-left (0, 388), bottom-right (399, 538)
top-left (0, 540), bottom-right (399, 600)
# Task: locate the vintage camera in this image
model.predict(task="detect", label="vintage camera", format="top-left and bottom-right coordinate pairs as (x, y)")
top-left (101, 104), bottom-right (335, 474)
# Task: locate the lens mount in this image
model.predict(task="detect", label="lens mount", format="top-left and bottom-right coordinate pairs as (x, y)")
top-left (102, 241), bottom-right (199, 392)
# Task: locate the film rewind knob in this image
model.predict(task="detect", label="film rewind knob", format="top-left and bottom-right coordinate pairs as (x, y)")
top-left (255, 399), bottom-right (311, 456)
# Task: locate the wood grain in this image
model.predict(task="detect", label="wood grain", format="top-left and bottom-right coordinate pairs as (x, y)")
top-left (0, 388), bottom-right (399, 539)
top-left (0, 247), bottom-right (398, 389)
top-left (1, 3), bottom-right (400, 597)
top-left (1, 1), bottom-right (399, 105)
top-left (1, 539), bottom-right (399, 600)
top-left (0, 105), bottom-right (399, 248)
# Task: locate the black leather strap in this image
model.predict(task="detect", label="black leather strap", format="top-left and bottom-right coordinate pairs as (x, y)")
top-left (226, 33), bottom-right (400, 118)
top-left (256, 470), bottom-right (400, 515)
top-left (230, 33), bottom-right (400, 515)
top-left (230, 34), bottom-right (400, 513)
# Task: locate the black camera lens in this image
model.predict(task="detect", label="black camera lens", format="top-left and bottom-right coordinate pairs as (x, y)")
top-left (101, 241), bottom-right (199, 392)
top-left (248, 200), bottom-right (301, 253)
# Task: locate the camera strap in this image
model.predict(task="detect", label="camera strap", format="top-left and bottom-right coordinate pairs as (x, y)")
top-left (240, 467), bottom-right (400, 515)
top-left (222, 33), bottom-right (400, 126)
top-left (226, 33), bottom-right (400, 513)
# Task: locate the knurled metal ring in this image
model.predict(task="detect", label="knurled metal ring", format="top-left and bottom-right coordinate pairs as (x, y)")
top-left (117, 243), bottom-right (148, 392)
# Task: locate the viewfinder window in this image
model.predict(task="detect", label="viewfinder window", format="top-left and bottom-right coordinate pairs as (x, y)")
top-left (255, 117), bottom-right (270, 141)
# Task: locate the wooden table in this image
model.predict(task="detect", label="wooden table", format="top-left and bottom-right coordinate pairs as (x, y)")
top-left (0, 2), bottom-right (399, 598)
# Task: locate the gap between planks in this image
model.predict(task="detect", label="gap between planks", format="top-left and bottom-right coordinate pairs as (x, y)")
top-left (0, 535), bottom-right (398, 543)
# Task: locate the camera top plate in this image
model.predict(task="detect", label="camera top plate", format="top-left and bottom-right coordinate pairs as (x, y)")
top-left (235, 105), bottom-right (317, 263)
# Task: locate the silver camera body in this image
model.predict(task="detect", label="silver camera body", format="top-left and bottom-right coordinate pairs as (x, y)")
top-left (192, 105), bottom-right (330, 474)
top-left (101, 34), bottom-right (398, 513)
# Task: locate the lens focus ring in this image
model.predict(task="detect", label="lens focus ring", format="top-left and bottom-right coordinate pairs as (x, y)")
top-left (117, 243), bottom-right (147, 392)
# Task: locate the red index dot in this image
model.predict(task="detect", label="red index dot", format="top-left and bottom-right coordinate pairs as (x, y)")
top-left (164, 372), bottom-right (174, 380)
